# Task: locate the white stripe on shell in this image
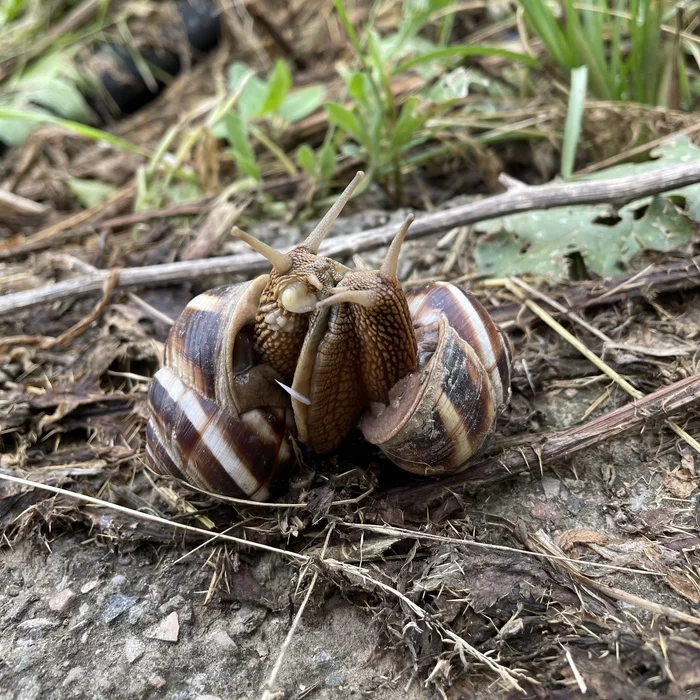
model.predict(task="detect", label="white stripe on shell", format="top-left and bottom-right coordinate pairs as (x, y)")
top-left (157, 367), bottom-right (260, 495)
top-left (187, 293), bottom-right (223, 312)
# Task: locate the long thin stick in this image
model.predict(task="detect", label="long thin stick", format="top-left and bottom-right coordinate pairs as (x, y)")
top-left (4, 160), bottom-right (700, 316)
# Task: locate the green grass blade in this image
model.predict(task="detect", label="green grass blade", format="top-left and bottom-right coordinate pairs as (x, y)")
top-left (394, 45), bottom-right (540, 74)
top-left (0, 107), bottom-right (147, 154)
top-left (561, 65), bottom-right (588, 180)
top-left (332, 0), bottom-right (364, 60)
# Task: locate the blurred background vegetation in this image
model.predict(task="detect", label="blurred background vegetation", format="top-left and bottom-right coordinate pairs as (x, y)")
top-left (2, 0), bottom-right (700, 279)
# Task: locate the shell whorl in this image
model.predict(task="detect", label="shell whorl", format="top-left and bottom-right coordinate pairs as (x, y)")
top-left (146, 282), bottom-right (294, 501)
top-left (408, 281), bottom-right (512, 411)
top-left (359, 281), bottom-right (512, 476)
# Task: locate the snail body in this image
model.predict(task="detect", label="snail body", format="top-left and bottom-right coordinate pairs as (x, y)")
top-left (146, 173), bottom-right (512, 500)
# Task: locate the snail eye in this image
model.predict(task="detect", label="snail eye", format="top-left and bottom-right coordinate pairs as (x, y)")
top-left (279, 280), bottom-right (318, 313)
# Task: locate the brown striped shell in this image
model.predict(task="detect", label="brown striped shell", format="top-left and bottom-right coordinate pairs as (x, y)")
top-left (146, 279), bottom-right (294, 501)
top-left (359, 282), bottom-right (512, 476)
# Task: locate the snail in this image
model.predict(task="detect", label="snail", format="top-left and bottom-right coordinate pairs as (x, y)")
top-left (146, 172), bottom-right (512, 501)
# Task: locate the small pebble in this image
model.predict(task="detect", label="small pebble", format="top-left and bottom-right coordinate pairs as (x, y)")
top-left (159, 594), bottom-right (185, 614)
top-left (194, 696), bottom-right (222, 700)
top-left (541, 476), bottom-right (561, 499)
top-left (144, 611), bottom-right (179, 643)
top-left (17, 618), bottom-right (58, 631)
top-left (4, 592), bottom-right (35, 622)
top-left (324, 670), bottom-right (345, 687)
top-left (104, 594), bottom-right (138, 623)
top-left (210, 629), bottom-right (235, 649)
top-left (80, 580), bottom-right (100, 594)
top-left (148, 675), bottom-right (166, 689)
top-left (123, 636), bottom-right (146, 664)
top-left (311, 650), bottom-right (332, 668)
top-left (63, 667), bottom-right (85, 687)
top-left (49, 589), bottom-right (76, 613)
top-left (111, 574), bottom-right (127, 586)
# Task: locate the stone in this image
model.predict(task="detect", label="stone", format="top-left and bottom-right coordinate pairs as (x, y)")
top-left (4, 592), bottom-right (35, 622)
top-left (144, 611), bottom-right (179, 643)
top-left (210, 628), bottom-right (235, 650)
top-left (123, 636), bottom-right (146, 664)
top-left (324, 670), bottom-right (345, 687)
top-left (104, 594), bottom-right (137, 623)
top-left (17, 618), bottom-right (58, 631)
top-left (63, 667), bottom-right (85, 687)
top-left (159, 594), bottom-right (185, 614)
top-left (194, 696), bottom-right (222, 700)
top-left (148, 675), bottom-right (166, 689)
top-left (110, 574), bottom-right (127, 586)
top-left (80, 580), bottom-right (100, 594)
top-left (311, 650), bottom-right (332, 668)
top-left (541, 476), bottom-right (561, 499)
top-left (49, 589), bottom-right (76, 613)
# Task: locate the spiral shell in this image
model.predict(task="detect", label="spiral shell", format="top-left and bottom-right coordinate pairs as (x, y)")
top-left (359, 281), bottom-right (512, 476)
top-left (146, 280), bottom-right (294, 501)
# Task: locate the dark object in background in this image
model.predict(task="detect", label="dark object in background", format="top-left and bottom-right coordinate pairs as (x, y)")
top-left (90, 0), bottom-right (221, 118)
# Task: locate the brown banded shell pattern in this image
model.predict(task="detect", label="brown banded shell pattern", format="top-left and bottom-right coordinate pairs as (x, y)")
top-left (146, 283), bottom-right (293, 501)
top-left (360, 281), bottom-right (511, 476)
top-left (408, 281), bottom-right (512, 412)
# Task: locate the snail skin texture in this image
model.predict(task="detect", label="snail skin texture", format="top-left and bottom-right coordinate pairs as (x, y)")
top-left (146, 172), bottom-right (512, 500)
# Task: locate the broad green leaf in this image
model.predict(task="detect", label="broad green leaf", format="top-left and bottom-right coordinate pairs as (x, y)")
top-left (347, 72), bottom-right (372, 109)
top-left (224, 112), bottom-right (259, 179)
top-left (325, 102), bottom-right (367, 147)
top-left (24, 77), bottom-right (93, 122)
top-left (474, 137), bottom-right (700, 280)
top-left (0, 107), bottom-right (144, 153)
top-left (277, 85), bottom-right (326, 123)
top-left (296, 144), bottom-right (316, 174)
top-left (67, 177), bottom-right (117, 208)
top-left (224, 112), bottom-right (254, 161)
top-left (228, 62), bottom-right (267, 120)
top-left (389, 96), bottom-right (425, 153)
top-left (318, 142), bottom-right (337, 181)
top-left (260, 60), bottom-right (292, 115)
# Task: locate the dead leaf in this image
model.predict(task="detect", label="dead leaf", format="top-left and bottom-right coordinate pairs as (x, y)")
top-left (555, 528), bottom-right (610, 551)
top-left (666, 572), bottom-right (700, 604)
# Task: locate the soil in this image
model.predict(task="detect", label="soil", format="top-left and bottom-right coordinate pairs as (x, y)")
top-left (1, 202), bottom-right (699, 700)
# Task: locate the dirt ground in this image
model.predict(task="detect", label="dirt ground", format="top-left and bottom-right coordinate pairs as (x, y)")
top-left (1, 199), bottom-right (700, 700)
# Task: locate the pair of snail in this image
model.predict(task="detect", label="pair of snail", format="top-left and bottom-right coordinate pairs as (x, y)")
top-left (146, 173), bottom-right (512, 502)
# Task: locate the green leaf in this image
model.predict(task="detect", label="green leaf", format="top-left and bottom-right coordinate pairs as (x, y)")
top-left (66, 177), bottom-right (117, 208)
top-left (260, 60), bottom-right (292, 115)
top-left (0, 107), bottom-right (145, 153)
top-left (224, 112), bottom-right (259, 180)
top-left (560, 65), bottom-right (587, 179)
top-left (474, 137), bottom-right (700, 280)
top-left (325, 102), bottom-right (367, 147)
top-left (228, 62), bottom-right (267, 120)
top-left (394, 45), bottom-right (540, 74)
top-left (224, 112), bottom-right (254, 160)
top-left (389, 96), bottom-right (425, 153)
top-left (295, 144), bottom-right (316, 174)
top-left (277, 85), bottom-right (326, 123)
top-left (347, 72), bottom-right (372, 110)
top-left (317, 142), bottom-right (337, 182)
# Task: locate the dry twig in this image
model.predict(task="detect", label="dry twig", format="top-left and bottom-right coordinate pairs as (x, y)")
top-left (4, 160), bottom-right (700, 316)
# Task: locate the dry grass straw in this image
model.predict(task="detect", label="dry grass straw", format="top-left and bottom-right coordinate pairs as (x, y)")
top-left (503, 276), bottom-right (700, 456)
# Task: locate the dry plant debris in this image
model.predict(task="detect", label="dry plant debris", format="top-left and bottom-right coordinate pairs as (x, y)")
top-left (1, 2), bottom-right (700, 699)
